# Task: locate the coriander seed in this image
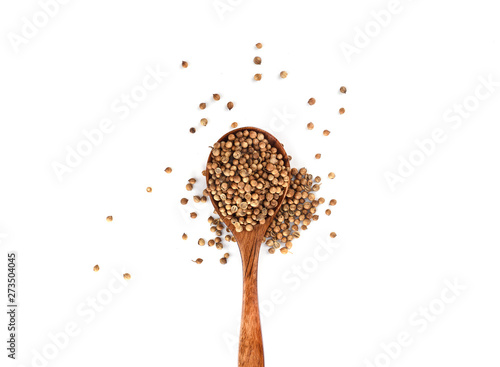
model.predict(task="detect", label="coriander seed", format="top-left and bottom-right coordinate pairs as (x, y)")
top-left (308, 98), bottom-right (316, 105)
top-left (181, 198), bottom-right (188, 205)
top-left (340, 86), bottom-right (347, 94)
top-left (254, 73), bottom-right (262, 81)
top-left (216, 243), bottom-right (223, 250)
top-left (186, 183), bottom-right (193, 191)
top-left (201, 196), bottom-right (207, 203)
top-left (106, 216), bottom-right (113, 222)
top-left (190, 212), bottom-right (197, 219)
top-left (146, 187), bottom-right (152, 192)
top-left (182, 61), bottom-right (188, 68)
top-left (323, 130), bottom-right (330, 136)
top-left (165, 167), bottom-right (172, 174)
top-left (339, 108), bottom-right (345, 115)
top-left (280, 248), bottom-right (288, 254)
top-left (201, 118), bottom-right (208, 126)
top-left (213, 93), bottom-right (220, 101)
top-left (224, 253), bottom-right (230, 258)
top-left (198, 238), bottom-right (205, 246)
top-left (329, 199), bottom-right (337, 206)
top-left (93, 265), bottom-right (100, 272)
top-left (193, 196), bottom-right (201, 203)
top-left (208, 239), bottom-right (215, 247)
top-left (254, 56), bottom-right (262, 65)
top-left (190, 127), bottom-right (196, 134)
top-left (182, 233), bottom-right (188, 240)
top-left (325, 209), bottom-right (331, 216)
top-left (220, 257), bottom-right (227, 265)
top-left (269, 248), bottom-right (275, 254)
top-left (192, 258), bottom-right (203, 264)
top-left (227, 101), bottom-right (234, 110)
top-left (328, 172), bottom-right (336, 179)
top-left (123, 273), bottom-right (131, 280)
top-left (307, 122), bottom-right (314, 130)
top-left (280, 71), bottom-right (288, 78)
top-left (199, 103), bottom-right (206, 110)
top-left (318, 197), bottom-right (325, 204)
top-left (231, 122), bottom-right (238, 128)
top-left (256, 43), bottom-right (262, 49)
top-left (189, 178), bottom-right (196, 184)
top-left (330, 232), bottom-right (337, 238)
top-left (315, 153), bottom-right (321, 159)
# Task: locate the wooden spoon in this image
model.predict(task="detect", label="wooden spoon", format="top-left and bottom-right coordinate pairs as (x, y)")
top-left (206, 127), bottom-right (291, 367)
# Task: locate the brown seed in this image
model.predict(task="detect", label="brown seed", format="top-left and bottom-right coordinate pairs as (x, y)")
top-left (280, 247), bottom-right (288, 254)
top-left (329, 199), bottom-right (337, 206)
top-left (280, 71), bottom-right (288, 79)
top-left (330, 232), bottom-right (337, 238)
top-left (328, 172), bottom-right (336, 179)
top-left (186, 183), bottom-right (193, 191)
top-left (318, 197), bottom-right (325, 204)
top-left (182, 233), bottom-right (188, 240)
top-left (181, 198), bottom-right (188, 205)
top-left (200, 118), bottom-right (208, 126)
top-left (199, 103), bottom-right (206, 110)
top-left (93, 265), bottom-right (100, 272)
top-left (224, 253), bottom-right (230, 258)
top-left (123, 273), bottom-right (131, 280)
top-left (268, 248), bottom-right (275, 254)
top-left (192, 258), bottom-right (203, 264)
top-left (256, 43), bottom-right (262, 49)
top-left (213, 94), bottom-right (220, 101)
top-left (181, 61), bottom-right (188, 68)
top-left (208, 216), bottom-right (214, 224)
top-left (201, 196), bottom-right (207, 203)
top-left (106, 216), bottom-right (113, 222)
top-left (227, 101), bottom-right (234, 110)
top-left (308, 98), bottom-right (316, 105)
top-left (323, 130), bottom-right (330, 136)
top-left (216, 243), bottom-right (223, 250)
top-left (164, 167), bottom-right (172, 174)
top-left (198, 238), bottom-right (205, 246)
top-left (254, 73), bottom-right (262, 81)
top-left (146, 187), bottom-right (152, 192)
top-left (325, 209), bottom-right (331, 216)
top-left (208, 239), bottom-right (215, 247)
top-left (339, 108), bottom-right (345, 115)
top-left (231, 122), bottom-right (238, 128)
top-left (188, 178), bottom-right (196, 184)
top-left (190, 127), bottom-right (196, 134)
top-left (220, 257), bottom-right (227, 265)
top-left (340, 86), bottom-right (347, 94)
top-left (315, 153), bottom-right (321, 159)
top-left (193, 196), bottom-right (201, 203)
top-left (307, 122), bottom-right (314, 130)
top-left (254, 56), bottom-right (262, 65)
top-left (190, 212), bottom-right (197, 219)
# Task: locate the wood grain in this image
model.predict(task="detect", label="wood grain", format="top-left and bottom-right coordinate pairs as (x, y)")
top-left (206, 127), bottom-right (290, 367)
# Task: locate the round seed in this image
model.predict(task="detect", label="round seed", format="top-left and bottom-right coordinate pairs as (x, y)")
top-left (330, 232), bottom-right (337, 238)
top-left (93, 265), bottom-right (100, 272)
top-left (123, 273), bottom-right (131, 280)
top-left (315, 154), bottom-right (321, 159)
top-left (325, 209), bottom-right (331, 216)
top-left (329, 199), bottom-right (337, 206)
top-left (201, 118), bottom-right (208, 126)
top-left (307, 122), bottom-right (314, 130)
top-left (165, 167), bottom-right (172, 173)
top-left (308, 98), bottom-right (316, 105)
top-left (227, 101), bottom-right (234, 110)
top-left (256, 43), bottom-right (262, 49)
top-left (280, 248), bottom-right (288, 254)
top-left (280, 71), bottom-right (288, 78)
top-left (190, 212), bottom-right (197, 219)
top-left (146, 187), bottom-right (152, 192)
top-left (220, 257), bottom-right (227, 265)
top-left (106, 216), bottom-right (113, 222)
top-left (254, 57), bottom-right (262, 65)
top-left (213, 93), bottom-right (221, 101)
top-left (339, 108), bottom-right (345, 115)
top-left (181, 198), bottom-right (188, 205)
top-left (231, 122), bottom-right (238, 128)
top-left (323, 130), bottom-right (330, 136)
top-left (192, 258), bottom-right (203, 264)
top-left (328, 172), bottom-right (336, 179)
top-left (193, 196), bottom-right (201, 203)
top-left (189, 178), bottom-right (196, 184)
top-left (208, 239), bottom-right (215, 247)
top-left (216, 243), bottom-right (223, 250)
top-left (186, 183), bottom-right (193, 191)
top-left (190, 127), bottom-right (196, 134)
top-left (199, 103), bottom-right (206, 110)
top-left (181, 61), bottom-right (188, 68)
top-left (198, 238), bottom-right (205, 246)
top-left (182, 233), bottom-right (188, 240)
top-left (224, 253), bottom-right (230, 258)
top-left (254, 73), bottom-right (262, 81)
top-left (340, 86), bottom-right (347, 94)
top-left (268, 248), bottom-right (275, 254)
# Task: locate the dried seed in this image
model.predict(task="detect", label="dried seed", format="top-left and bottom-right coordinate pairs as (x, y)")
top-left (192, 258), bottom-right (203, 264)
top-left (280, 248), bottom-right (288, 254)
top-left (315, 154), bottom-right (321, 159)
top-left (165, 167), bottom-right (172, 174)
top-left (106, 216), bottom-right (113, 222)
top-left (181, 198), bottom-right (188, 205)
top-left (227, 101), bottom-right (234, 110)
top-left (231, 122), bottom-right (238, 128)
top-left (325, 209), bottom-right (331, 216)
top-left (201, 196), bottom-right (207, 203)
top-left (329, 199), bottom-right (337, 206)
top-left (182, 233), bottom-right (188, 240)
top-left (216, 243), bottom-right (223, 250)
top-left (199, 103), bottom-right (206, 110)
top-left (339, 108), bottom-right (345, 115)
top-left (193, 196), bottom-right (201, 203)
top-left (198, 238), bottom-right (205, 246)
top-left (208, 239), bottom-right (215, 247)
top-left (220, 257), bottom-right (227, 265)
top-left (256, 43), bottom-right (262, 49)
top-left (280, 71), bottom-right (288, 79)
top-left (268, 248), bottom-right (275, 254)
top-left (318, 197), bottom-right (325, 204)
top-left (181, 61), bottom-right (188, 68)
top-left (190, 212), bottom-right (197, 219)
top-left (189, 178), bottom-right (196, 184)
top-left (213, 93), bottom-right (221, 101)
top-left (186, 183), bottom-right (193, 191)
top-left (323, 130), bottom-right (330, 136)
top-left (254, 56), bottom-right (262, 65)
top-left (201, 118), bottom-right (208, 126)
top-left (93, 265), bottom-right (100, 272)
top-left (308, 98), bottom-right (316, 105)
top-left (307, 122), bottom-right (314, 130)
top-left (328, 172), bottom-right (336, 179)
top-left (123, 273), bottom-right (131, 280)
top-left (254, 73), bottom-right (262, 81)
top-left (224, 253), bottom-right (230, 258)
top-left (330, 232), bottom-right (337, 238)
top-left (190, 127), bottom-right (196, 134)
top-left (340, 86), bottom-right (347, 94)
top-left (146, 187), bottom-right (152, 192)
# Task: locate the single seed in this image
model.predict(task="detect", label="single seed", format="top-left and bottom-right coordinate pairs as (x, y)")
top-left (280, 71), bottom-right (288, 78)
top-left (308, 98), bottom-right (316, 105)
top-left (182, 233), bottom-right (188, 240)
top-left (193, 196), bottom-right (201, 203)
top-left (199, 103), bottom-right (206, 110)
top-left (165, 167), bottom-right (172, 174)
top-left (254, 56), bottom-right (262, 65)
top-left (190, 127), bottom-right (196, 134)
top-left (216, 243), bottom-right (223, 250)
top-left (123, 273), bottom-right (131, 280)
top-left (325, 209), bottom-right (331, 216)
top-left (340, 86), bottom-right (347, 94)
top-left (220, 257), bottom-right (227, 265)
top-left (315, 154), bottom-right (321, 159)
top-left (256, 43), bottom-right (262, 49)
top-left (307, 122), bottom-right (314, 130)
top-left (231, 122), bottom-right (238, 128)
top-left (208, 239), bottom-right (215, 247)
top-left (189, 178), bottom-right (196, 184)
top-left (339, 108), bottom-right (345, 115)
top-left (208, 216), bottom-right (214, 224)
top-left (319, 197), bottom-right (325, 204)
top-left (227, 101), bottom-right (234, 110)
top-left (254, 73), bottom-right (262, 81)
top-left (192, 258), bottom-right (203, 264)
top-left (323, 130), bottom-right (330, 136)
top-left (330, 232), bottom-right (337, 238)
top-left (201, 118), bottom-right (208, 126)
top-left (268, 248), bottom-right (275, 254)
top-left (224, 253), bottom-right (230, 259)
top-left (146, 187), bottom-right (152, 192)
top-left (106, 216), bottom-right (113, 222)
top-left (190, 212), bottom-right (197, 219)
top-left (201, 196), bottom-right (207, 203)
top-left (181, 61), bottom-right (188, 68)
top-left (198, 238), bottom-right (205, 246)
top-left (213, 94), bottom-right (220, 101)
top-left (328, 172), bottom-right (336, 179)
top-left (329, 199), bottom-right (337, 206)
top-left (314, 176), bottom-right (321, 183)
top-left (93, 265), bottom-right (100, 272)
top-left (181, 198), bottom-right (188, 205)
top-left (280, 247), bottom-right (288, 254)
top-left (186, 183), bottom-right (193, 191)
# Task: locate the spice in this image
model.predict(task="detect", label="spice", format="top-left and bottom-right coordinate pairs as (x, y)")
top-left (201, 196), bottom-right (207, 203)
top-left (280, 248), bottom-right (288, 254)
top-left (192, 258), bottom-right (203, 264)
top-left (213, 94), bottom-right (220, 101)
top-left (268, 248), bottom-right (275, 254)
top-left (280, 71), bottom-right (288, 79)
top-left (307, 122), bottom-right (314, 130)
top-left (182, 61), bottom-right (188, 68)
top-left (193, 196), bottom-right (201, 203)
top-left (182, 233), bottom-right (188, 240)
top-left (208, 239), bottom-right (215, 247)
top-left (330, 232), bottom-right (337, 238)
top-left (329, 199), bottom-right (337, 206)
top-left (165, 167), bottom-right (172, 174)
top-left (189, 178), bottom-right (196, 184)
top-left (93, 265), bottom-right (100, 272)
top-left (323, 130), bottom-right (330, 136)
top-left (227, 101), bottom-right (234, 110)
top-left (106, 216), bottom-right (113, 222)
top-left (224, 253), bottom-right (230, 258)
top-left (201, 118), bottom-right (208, 126)
top-left (328, 172), bottom-right (336, 179)
top-left (253, 57), bottom-right (262, 65)
top-left (190, 127), bottom-right (196, 134)
top-left (325, 209), bottom-right (331, 216)
top-left (186, 183), bottom-right (193, 191)
top-left (123, 273), bottom-right (131, 280)
top-left (220, 257), bottom-right (227, 265)
top-left (181, 198), bottom-right (188, 205)
top-left (308, 98), bottom-right (316, 105)
top-left (190, 212), bottom-right (197, 219)
top-left (254, 73), bottom-right (262, 81)
top-left (216, 243), bottom-right (223, 250)
top-left (256, 43), bottom-right (262, 49)
top-left (340, 86), bottom-right (347, 94)
top-left (198, 238), bottom-right (205, 246)
top-left (315, 154), bottom-right (321, 159)
top-left (146, 187), bottom-right (152, 192)
top-left (199, 103), bottom-right (206, 110)
top-left (231, 122), bottom-right (238, 128)
top-left (318, 197), bottom-right (325, 204)
top-left (339, 108), bottom-right (345, 115)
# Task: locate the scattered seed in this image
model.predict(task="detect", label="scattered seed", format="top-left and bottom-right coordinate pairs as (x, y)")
top-left (323, 130), bottom-right (330, 136)
top-left (256, 43), bottom-right (262, 49)
top-left (325, 209), bottom-right (331, 216)
top-left (231, 122), bottom-right (238, 128)
top-left (308, 98), bottom-right (316, 105)
top-left (224, 253), bottom-right (230, 258)
top-left (208, 239), bottom-right (215, 247)
top-left (190, 212), bottom-right (197, 219)
top-left (199, 103), bottom-right (206, 110)
top-left (216, 243), bottom-right (223, 250)
top-left (201, 118), bottom-right (208, 126)
top-left (192, 258), bottom-right (203, 264)
top-left (186, 183), bottom-right (193, 191)
top-left (340, 86), bottom-right (347, 94)
top-left (220, 257), bottom-right (227, 265)
top-left (330, 232), bottom-right (337, 238)
top-left (328, 172), bottom-right (336, 179)
top-left (182, 61), bottom-right (188, 68)
top-left (93, 265), bottom-right (100, 272)
top-left (339, 108), bottom-right (345, 115)
top-left (123, 273), bottom-right (131, 280)
top-left (213, 94), bottom-right (221, 101)
top-left (190, 127), bottom-right (196, 134)
top-left (106, 216), bottom-right (113, 222)
top-left (198, 238), bottom-right (205, 246)
top-left (307, 122), bottom-right (314, 130)
top-left (182, 233), bottom-right (188, 240)
top-left (201, 196), bottom-right (207, 203)
top-left (280, 71), bottom-right (288, 79)
top-left (193, 196), bottom-right (201, 203)
top-left (280, 248), bottom-right (288, 254)
top-left (189, 178), bottom-right (196, 184)
top-left (315, 154), bottom-right (321, 159)
top-left (208, 216), bottom-right (214, 224)
top-left (318, 197), bottom-right (325, 204)
top-left (269, 248), bottom-right (275, 254)
top-left (146, 187), bottom-right (152, 192)
top-left (181, 198), bottom-right (188, 205)
top-left (227, 101), bottom-right (234, 110)
top-left (329, 199), bottom-right (337, 206)
top-left (165, 167), bottom-right (172, 173)
top-left (254, 73), bottom-right (262, 81)
top-left (254, 57), bottom-right (262, 65)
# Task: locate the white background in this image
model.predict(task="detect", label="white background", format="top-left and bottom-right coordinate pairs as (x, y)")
top-left (1, 0), bottom-right (500, 366)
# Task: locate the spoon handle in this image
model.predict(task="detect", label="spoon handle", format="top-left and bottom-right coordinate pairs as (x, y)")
top-left (238, 236), bottom-right (264, 367)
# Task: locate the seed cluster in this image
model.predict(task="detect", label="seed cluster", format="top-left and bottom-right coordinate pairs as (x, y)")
top-left (207, 130), bottom-right (290, 232)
